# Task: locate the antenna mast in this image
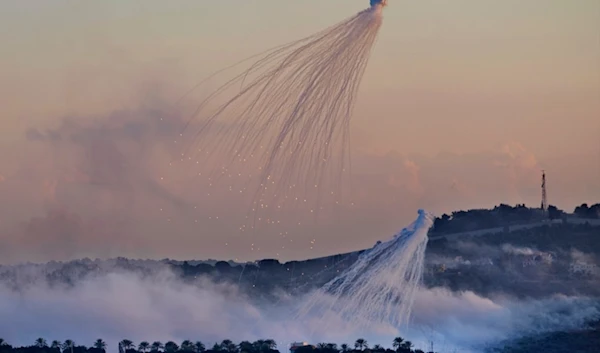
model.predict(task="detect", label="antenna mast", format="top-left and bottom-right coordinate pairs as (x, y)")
top-left (541, 170), bottom-right (548, 213)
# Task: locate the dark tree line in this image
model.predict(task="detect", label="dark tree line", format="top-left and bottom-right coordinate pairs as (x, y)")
top-left (0, 338), bottom-right (436, 353)
top-left (574, 203), bottom-right (600, 219)
top-left (431, 203), bottom-right (600, 234)
top-left (432, 204), bottom-right (546, 234)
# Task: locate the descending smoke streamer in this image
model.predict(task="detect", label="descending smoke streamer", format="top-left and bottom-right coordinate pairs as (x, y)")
top-left (295, 210), bottom-right (434, 332)
top-left (178, 3), bottom-right (385, 220)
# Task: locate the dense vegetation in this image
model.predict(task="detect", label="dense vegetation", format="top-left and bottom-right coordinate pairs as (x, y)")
top-left (425, 219), bottom-right (600, 298)
top-left (431, 203), bottom-right (599, 234)
top-left (0, 338), bottom-right (434, 353)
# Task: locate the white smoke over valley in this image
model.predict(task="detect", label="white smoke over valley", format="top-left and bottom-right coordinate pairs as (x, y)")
top-left (1, 262), bottom-right (599, 353)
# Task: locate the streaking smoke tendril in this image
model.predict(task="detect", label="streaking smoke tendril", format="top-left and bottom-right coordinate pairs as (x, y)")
top-left (295, 210), bottom-right (434, 334)
top-left (178, 3), bottom-right (386, 223)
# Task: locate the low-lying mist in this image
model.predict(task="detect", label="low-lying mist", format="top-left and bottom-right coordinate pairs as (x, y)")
top-left (1, 263), bottom-right (598, 353)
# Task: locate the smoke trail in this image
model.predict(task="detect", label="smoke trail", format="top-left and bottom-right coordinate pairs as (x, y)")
top-left (176, 3), bottom-right (386, 228)
top-left (295, 210), bottom-right (434, 332)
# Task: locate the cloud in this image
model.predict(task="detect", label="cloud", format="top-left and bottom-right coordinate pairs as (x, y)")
top-left (497, 141), bottom-right (540, 171)
top-left (493, 141), bottom-right (541, 204)
top-left (2, 207), bottom-right (131, 263)
top-left (0, 101), bottom-right (205, 264)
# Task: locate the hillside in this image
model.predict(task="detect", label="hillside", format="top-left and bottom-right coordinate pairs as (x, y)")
top-left (1, 203), bottom-right (598, 300)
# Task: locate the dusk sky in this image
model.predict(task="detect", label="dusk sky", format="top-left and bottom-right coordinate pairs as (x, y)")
top-left (0, 0), bottom-right (599, 264)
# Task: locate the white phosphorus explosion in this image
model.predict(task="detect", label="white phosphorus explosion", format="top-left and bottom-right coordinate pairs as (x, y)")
top-left (177, 2), bottom-right (386, 226)
top-left (296, 210), bottom-right (434, 333)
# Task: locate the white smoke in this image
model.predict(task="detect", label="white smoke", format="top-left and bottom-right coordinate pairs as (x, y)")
top-left (1, 269), bottom-right (598, 353)
top-left (408, 288), bottom-right (600, 351)
top-left (501, 244), bottom-right (537, 256)
top-left (295, 210), bottom-right (433, 332)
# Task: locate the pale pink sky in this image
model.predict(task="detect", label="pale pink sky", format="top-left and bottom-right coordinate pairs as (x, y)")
top-left (0, 0), bottom-right (598, 263)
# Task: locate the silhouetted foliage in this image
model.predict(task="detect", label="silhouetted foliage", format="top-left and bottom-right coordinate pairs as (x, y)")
top-left (0, 339), bottom-right (434, 353)
top-left (574, 203), bottom-right (600, 219)
top-left (431, 204), bottom-right (561, 234)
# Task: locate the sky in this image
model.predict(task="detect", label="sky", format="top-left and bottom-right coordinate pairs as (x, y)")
top-left (0, 0), bottom-right (599, 264)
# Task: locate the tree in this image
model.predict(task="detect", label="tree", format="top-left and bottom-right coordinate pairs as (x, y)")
top-left (94, 339), bottom-right (107, 351)
top-left (194, 341), bottom-right (206, 353)
top-left (325, 344), bottom-right (338, 352)
top-left (51, 341), bottom-right (62, 350)
top-left (354, 339), bottom-right (368, 351)
top-left (252, 340), bottom-right (265, 353)
top-left (263, 340), bottom-right (277, 350)
top-left (35, 338), bottom-right (48, 348)
top-left (221, 340), bottom-right (238, 353)
top-left (62, 340), bottom-right (75, 353)
top-left (151, 342), bottom-right (164, 352)
top-left (164, 342), bottom-right (179, 353)
top-left (138, 342), bottom-right (151, 353)
top-left (340, 344), bottom-right (349, 353)
top-left (120, 340), bottom-right (136, 351)
top-left (400, 341), bottom-right (413, 352)
top-left (0, 339), bottom-right (8, 347)
top-left (575, 203), bottom-right (590, 218)
top-left (238, 341), bottom-right (254, 353)
top-left (392, 337), bottom-right (404, 351)
top-left (372, 344), bottom-right (383, 351)
top-left (181, 341), bottom-right (195, 352)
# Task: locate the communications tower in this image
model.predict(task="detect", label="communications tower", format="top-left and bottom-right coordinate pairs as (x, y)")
top-left (541, 170), bottom-right (548, 213)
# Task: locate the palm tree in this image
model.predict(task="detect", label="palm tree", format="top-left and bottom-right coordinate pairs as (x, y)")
top-left (354, 339), bottom-right (368, 351)
top-left (138, 342), bottom-right (151, 353)
top-left (120, 340), bottom-right (136, 351)
top-left (340, 344), bottom-right (349, 353)
top-left (164, 341), bottom-right (179, 353)
top-left (62, 339), bottom-right (75, 353)
top-left (392, 337), bottom-right (404, 351)
top-left (151, 342), bottom-right (164, 352)
top-left (51, 340), bottom-right (62, 350)
top-left (181, 340), bottom-right (195, 352)
top-left (194, 341), bottom-right (206, 353)
top-left (94, 339), bottom-right (107, 351)
top-left (400, 341), bottom-right (413, 352)
top-left (35, 338), bottom-right (48, 348)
